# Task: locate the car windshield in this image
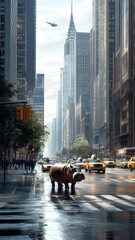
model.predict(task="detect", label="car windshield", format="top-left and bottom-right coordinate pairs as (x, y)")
top-left (44, 161), bottom-right (54, 165)
top-left (89, 160), bottom-right (101, 163)
top-left (122, 159), bottom-right (128, 162)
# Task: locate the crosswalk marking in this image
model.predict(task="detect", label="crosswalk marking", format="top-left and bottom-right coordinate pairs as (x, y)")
top-left (117, 195), bottom-right (135, 203)
top-left (101, 195), bottom-right (135, 207)
top-left (0, 194), bottom-right (134, 218)
top-left (123, 179), bottom-right (135, 182)
top-left (84, 195), bottom-right (122, 212)
top-left (45, 194), bottom-right (135, 212)
top-left (109, 178), bottom-right (121, 182)
top-left (101, 178), bottom-right (135, 183)
top-left (0, 194), bottom-right (135, 239)
top-left (81, 202), bottom-right (99, 211)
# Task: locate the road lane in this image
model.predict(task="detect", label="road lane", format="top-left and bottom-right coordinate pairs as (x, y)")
top-left (0, 166), bottom-right (135, 239)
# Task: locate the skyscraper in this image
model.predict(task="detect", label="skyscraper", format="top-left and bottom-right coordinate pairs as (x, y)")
top-left (17, 0), bottom-right (36, 101)
top-left (62, 0), bottom-right (76, 148)
top-left (61, 1), bottom-right (90, 148)
top-left (92, 0), bottom-right (115, 152)
top-left (33, 74), bottom-right (44, 125)
top-left (74, 32), bottom-right (90, 139)
top-left (0, 0), bottom-right (17, 86)
top-left (113, 0), bottom-right (135, 150)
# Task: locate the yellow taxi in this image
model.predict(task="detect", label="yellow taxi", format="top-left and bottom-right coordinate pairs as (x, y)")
top-left (119, 159), bottom-right (129, 168)
top-left (103, 158), bottom-right (116, 168)
top-left (75, 161), bottom-right (86, 169)
top-left (128, 157), bottom-right (135, 171)
top-left (75, 158), bottom-right (86, 169)
top-left (86, 159), bottom-right (106, 174)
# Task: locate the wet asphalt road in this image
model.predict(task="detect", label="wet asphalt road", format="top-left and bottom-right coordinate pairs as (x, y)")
top-left (0, 165), bottom-right (135, 240)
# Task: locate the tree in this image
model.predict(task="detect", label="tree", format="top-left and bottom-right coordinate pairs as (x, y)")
top-left (0, 80), bottom-right (50, 163)
top-left (71, 139), bottom-right (92, 158)
top-left (0, 81), bottom-right (17, 168)
top-left (0, 80), bottom-right (16, 99)
top-left (15, 111), bottom-right (50, 160)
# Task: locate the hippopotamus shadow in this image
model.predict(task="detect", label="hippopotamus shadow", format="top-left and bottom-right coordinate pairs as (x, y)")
top-left (64, 188), bottom-right (76, 196)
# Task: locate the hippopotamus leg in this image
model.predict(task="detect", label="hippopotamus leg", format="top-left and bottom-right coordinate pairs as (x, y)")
top-left (51, 179), bottom-right (55, 188)
top-left (58, 182), bottom-right (63, 189)
top-left (71, 182), bottom-right (76, 189)
top-left (64, 182), bottom-right (69, 190)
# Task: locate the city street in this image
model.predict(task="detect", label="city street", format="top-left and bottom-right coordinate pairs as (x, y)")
top-left (0, 164), bottom-right (135, 240)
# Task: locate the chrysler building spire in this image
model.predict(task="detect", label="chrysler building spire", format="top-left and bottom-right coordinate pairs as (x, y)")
top-left (67, 0), bottom-right (76, 40)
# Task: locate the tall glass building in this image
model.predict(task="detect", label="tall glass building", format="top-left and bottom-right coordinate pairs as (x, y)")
top-left (92, 0), bottom-right (115, 152)
top-left (17, 0), bottom-right (36, 100)
top-left (0, 0), bottom-right (17, 86)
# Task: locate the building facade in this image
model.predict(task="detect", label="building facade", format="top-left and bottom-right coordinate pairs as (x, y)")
top-left (62, 2), bottom-right (76, 148)
top-left (92, 0), bottom-right (115, 154)
top-left (33, 74), bottom-right (44, 125)
top-left (0, 0), bottom-right (17, 86)
top-left (74, 32), bottom-right (90, 139)
top-left (113, 0), bottom-right (135, 152)
top-left (17, 0), bottom-right (36, 101)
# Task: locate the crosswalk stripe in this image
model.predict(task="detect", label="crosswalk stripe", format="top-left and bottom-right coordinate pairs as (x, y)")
top-left (81, 202), bottom-right (99, 211)
top-left (123, 179), bottom-right (135, 182)
top-left (117, 195), bottom-right (135, 203)
top-left (84, 195), bottom-right (122, 211)
top-left (99, 178), bottom-right (135, 183)
top-left (101, 195), bottom-right (135, 207)
top-left (0, 194), bottom-right (134, 219)
top-left (109, 179), bottom-right (121, 182)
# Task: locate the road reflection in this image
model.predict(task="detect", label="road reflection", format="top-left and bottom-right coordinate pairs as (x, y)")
top-left (31, 167), bottom-right (135, 240)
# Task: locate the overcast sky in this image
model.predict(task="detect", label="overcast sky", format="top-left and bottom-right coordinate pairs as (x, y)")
top-left (36, 0), bottom-right (93, 123)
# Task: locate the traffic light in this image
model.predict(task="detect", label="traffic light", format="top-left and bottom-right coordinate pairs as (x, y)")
top-left (16, 107), bottom-right (23, 121)
top-left (24, 106), bottom-right (32, 121)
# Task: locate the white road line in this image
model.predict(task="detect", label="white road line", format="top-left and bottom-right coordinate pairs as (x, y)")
top-left (123, 179), bottom-right (135, 182)
top-left (101, 195), bottom-right (135, 207)
top-left (81, 202), bottom-right (99, 211)
top-left (67, 196), bottom-right (99, 211)
top-left (117, 195), bottom-right (135, 203)
top-left (84, 195), bottom-right (122, 212)
top-left (109, 179), bottom-right (120, 182)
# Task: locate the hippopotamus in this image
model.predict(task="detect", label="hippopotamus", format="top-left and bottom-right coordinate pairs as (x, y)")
top-left (49, 164), bottom-right (85, 190)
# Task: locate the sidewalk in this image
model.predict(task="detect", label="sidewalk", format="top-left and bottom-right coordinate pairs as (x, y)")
top-left (0, 167), bottom-right (35, 195)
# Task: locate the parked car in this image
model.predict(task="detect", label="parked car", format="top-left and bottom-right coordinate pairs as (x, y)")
top-left (128, 157), bottom-right (135, 171)
top-left (119, 159), bottom-right (129, 168)
top-left (103, 158), bottom-right (116, 168)
top-left (86, 159), bottom-right (106, 173)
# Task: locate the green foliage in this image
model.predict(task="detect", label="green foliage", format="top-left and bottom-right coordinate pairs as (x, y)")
top-left (0, 80), bottom-right (16, 99)
top-left (0, 81), bottom-right (50, 160)
top-left (59, 139), bottom-right (92, 159)
top-left (15, 111), bottom-right (50, 154)
top-left (70, 139), bottom-right (91, 158)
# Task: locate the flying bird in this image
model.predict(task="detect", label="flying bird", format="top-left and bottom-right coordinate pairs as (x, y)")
top-left (47, 21), bottom-right (58, 27)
